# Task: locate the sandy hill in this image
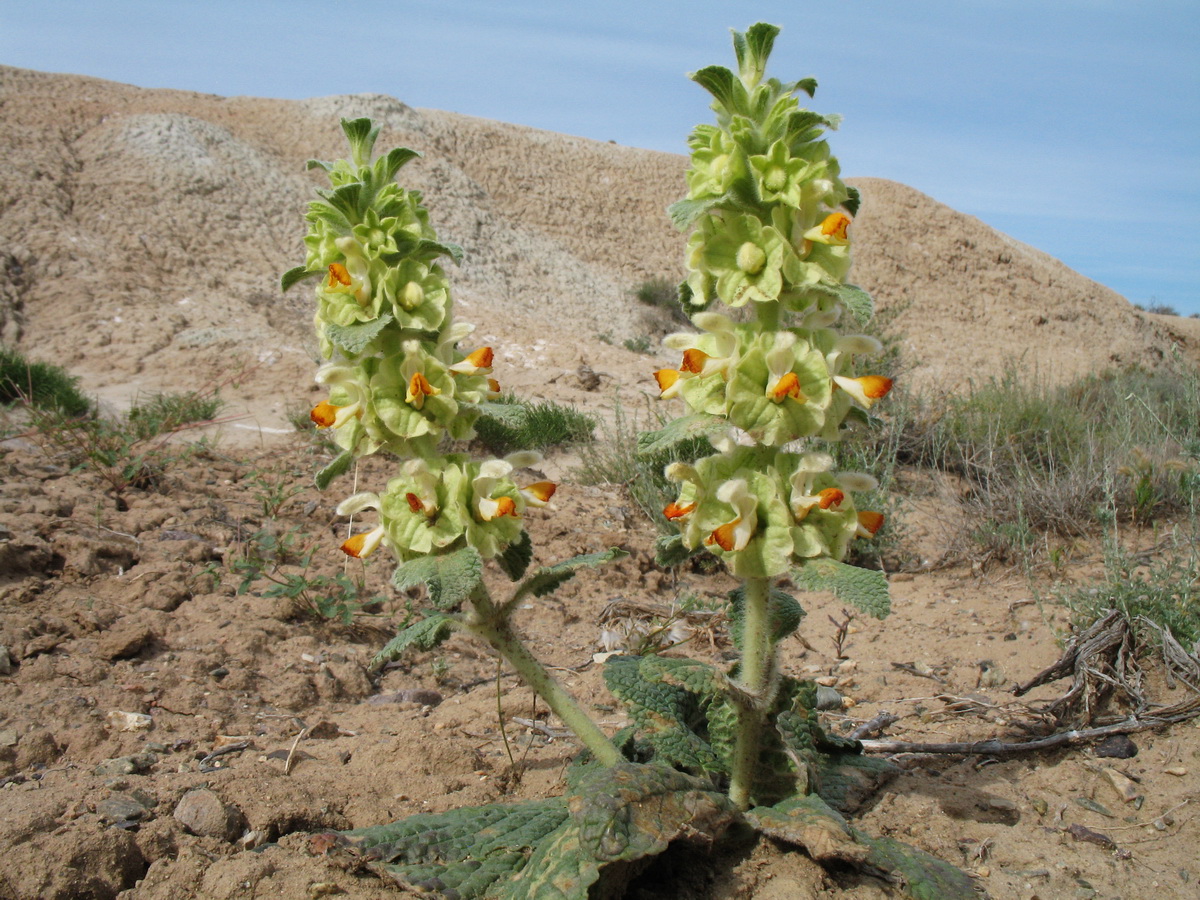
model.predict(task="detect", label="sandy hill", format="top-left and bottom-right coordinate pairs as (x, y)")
top-left (1, 65), bottom-right (1196, 436)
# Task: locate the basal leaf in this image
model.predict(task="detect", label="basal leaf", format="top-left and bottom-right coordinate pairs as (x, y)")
top-left (314, 449), bottom-right (353, 491)
top-left (392, 545), bottom-right (483, 609)
top-left (512, 547), bottom-right (627, 604)
top-left (792, 558), bottom-right (890, 619)
top-left (325, 314), bottom-right (393, 355)
top-left (667, 195), bottom-right (724, 231)
top-left (368, 614), bottom-right (457, 671)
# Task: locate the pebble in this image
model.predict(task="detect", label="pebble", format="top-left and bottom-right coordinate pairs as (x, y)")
top-left (1094, 734), bottom-right (1138, 758)
top-left (96, 791), bottom-right (156, 825)
top-left (107, 710), bottom-right (153, 732)
top-left (1164, 766), bottom-right (1188, 776)
top-left (0, 645), bottom-right (12, 675)
top-left (173, 788), bottom-right (246, 842)
top-left (1101, 768), bottom-right (1140, 803)
top-left (94, 753), bottom-right (157, 776)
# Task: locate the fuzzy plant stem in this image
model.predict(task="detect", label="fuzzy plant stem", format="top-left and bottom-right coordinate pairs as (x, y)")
top-left (729, 575), bottom-right (773, 809)
top-left (465, 588), bottom-right (623, 768)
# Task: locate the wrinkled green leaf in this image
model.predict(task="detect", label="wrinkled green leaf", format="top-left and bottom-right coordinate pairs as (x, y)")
top-left (280, 265), bottom-right (320, 293)
top-left (837, 283), bottom-right (874, 327)
top-left (636, 413), bottom-right (726, 460)
top-left (667, 195), bottom-right (725, 231)
top-left (369, 614), bottom-right (457, 671)
top-left (314, 449), bottom-right (353, 491)
top-left (340, 116), bottom-right (380, 165)
top-left (654, 533), bottom-right (701, 568)
top-left (690, 65), bottom-right (739, 111)
top-left (512, 548), bottom-right (627, 604)
top-left (843, 185), bottom-right (862, 217)
top-left (792, 558), bottom-right (891, 619)
top-left (324, 314), bottom-right (394, 356)
top-left (496, 530), bottom-right (533, 581)
top-left (392, 545), bottom-right (483, 609)
top-left (728, 585), bottom-right (806, 648)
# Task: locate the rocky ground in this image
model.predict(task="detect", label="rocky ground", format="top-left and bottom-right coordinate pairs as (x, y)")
top-left (1, 416), bottom-right (1197, 899)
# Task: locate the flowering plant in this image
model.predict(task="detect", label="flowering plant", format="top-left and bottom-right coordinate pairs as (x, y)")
top-left (644, 21), bottom-right (895, 809)
top-left (289, 39), bottom-right (971, 900)
top-left (283, 118), bottom-right (624, 768)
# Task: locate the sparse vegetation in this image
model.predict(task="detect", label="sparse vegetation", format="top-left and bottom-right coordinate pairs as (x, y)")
top-left (0, 344), bottom-right (91, 416)
top-left (473, 394), bottom-right (597, 457)
top-left (20, 384), bottom-right (224, 497)
top-left (634, 276), bottom-right (690, 324)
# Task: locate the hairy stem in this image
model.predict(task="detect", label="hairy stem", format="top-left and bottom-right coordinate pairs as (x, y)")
top-left (465, 587), bottom-right (623, 768)
top-left (729, 575), bottom-right (772, 809)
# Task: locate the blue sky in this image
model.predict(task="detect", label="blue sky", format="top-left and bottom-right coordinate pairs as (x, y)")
top-left (3, 1), bottom-right (1197, 315)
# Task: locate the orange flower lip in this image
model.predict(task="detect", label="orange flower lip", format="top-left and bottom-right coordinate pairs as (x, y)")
top-left (406, 372), bottom-right (440, 408)
top-left (663, 501), bottom-right (696, 520)
top-left (522, 481), bottom-right (557, 504)
top-left (494, 496), bottom-right (518, 517)
top-left (817, 488), bottom-right (845, 510)
top-left (487, 378), bottom-right (501, 394)
top-left (654, 369), bottom-right (681, 393)
top-left (405, 492), bottom-right (424, 513)
top-left (310, 401), bottom-right (339, 428)
top-left (340, 532), bottom-right (370, 558)
top-left (680, 349), bottom-right (709, 374)
top-left (856, 375), bottom-right (893, 400)
top-left (770, 371), bottom-right (805, 403)
top-left (705, 519), bottom-right (740, 551)
top-left (328, 262), bottom-right (351, 287)
top-left (820, 212), bottom-right (851, 242)
top-left (857, 510), bottom-right (885, 536)
top-left (465, 347), bottom-right (494, 368)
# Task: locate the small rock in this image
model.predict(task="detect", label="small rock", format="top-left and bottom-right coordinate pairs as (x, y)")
top-left (98, 624), bottom-right (156, 661)
top-left (1094, 734), bottom-right (1137, 759)
top-left (96, 791), bottom-right (155, 825)
top-left (0, 728), bottom-right (17, 748)
top-left (173, 788), bottom-right (246, 842)
top-left (1165, 766), bottom-right (1188, 776)
top-left (1101, 768), bottom-right (1140, 803)
top-left (107, 710), bottom-right (153, 732)
top-left (306, 721), bottom-right (341, 739)
top-left (209, 666), bottom-right (229, 679)
top-left (94, 753), bottom-right (157, 776)
top-left (0, 645), bottom-right (12, 675)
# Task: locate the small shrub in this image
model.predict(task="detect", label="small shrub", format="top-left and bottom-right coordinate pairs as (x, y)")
top-left (126, 389), bottom-right (223, 441)
top-left (0, 345), bottom-right (91, 416)
top-left (622, 334), bottom-right (655, 354)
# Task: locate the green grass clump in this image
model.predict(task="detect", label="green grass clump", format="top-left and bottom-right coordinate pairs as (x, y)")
top-left (0, 345), bottom-right (91, 416)
top-left (126, 390), bottom-right (224, 441)
top-left (1057, 534), bottom-right (1200, 650)
top-left (634, 277), bottom-right (690, 325)
top-left (576, 397), bottom-right (712, 537)
top-left (473, 395), bottom-right (596, 457)
top-left (896, 359), bottom-right (1200, 540)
